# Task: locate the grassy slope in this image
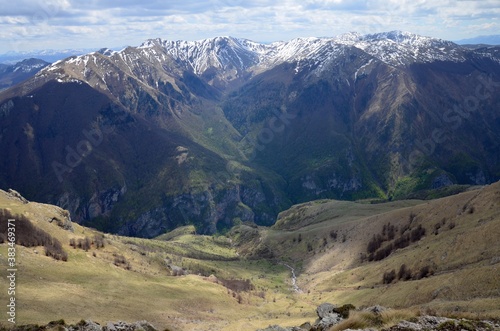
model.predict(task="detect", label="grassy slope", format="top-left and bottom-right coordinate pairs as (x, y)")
top-left (1, 183), bottom-right (500, 330)
top-left (0, 191), bottom-right (312, 331)
top-left (256, 182), bottom-right (500, 318)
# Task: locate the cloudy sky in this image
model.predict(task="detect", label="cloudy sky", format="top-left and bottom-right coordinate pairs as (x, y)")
top-left (0, 0), bottom-right (499, 53)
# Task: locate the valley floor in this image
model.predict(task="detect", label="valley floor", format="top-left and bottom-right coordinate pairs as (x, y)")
top-left (1, 182), bottom-right (500, 330)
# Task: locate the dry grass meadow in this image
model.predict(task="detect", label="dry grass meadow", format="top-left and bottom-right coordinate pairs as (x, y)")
top-left (1, 182), bottom-right (499, 330)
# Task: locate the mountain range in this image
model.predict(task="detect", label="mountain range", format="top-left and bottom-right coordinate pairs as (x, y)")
top-left (0, 48), bottom-right (99, 64)
top-left (456, 34), bottom-right (500, 46)
top-left (0, 58), bottom-right (50, 91)
top-left (1, 31), bottom-right (499, 237)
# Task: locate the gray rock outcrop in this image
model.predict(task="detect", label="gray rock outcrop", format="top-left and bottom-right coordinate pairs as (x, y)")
top-left (7, 189), bottom-right (28, 204)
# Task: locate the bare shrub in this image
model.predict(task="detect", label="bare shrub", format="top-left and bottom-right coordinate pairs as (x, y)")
top-left (400, 223), bottom-right (410, 235)
top-left (1, 209), bottom-right (68, 262)
top-left (383, 223), bottom-right (396, 240)
top-left (367, 234), bottom-right (383, 254)
top-left (410, 225), bottom-right (426, 242)
top-left (434, 222), bottom-right (441, 235)
top-left (72, 235), bottom-right (105, 251)
top-left (416, 265), bottom-right (433, 280)
top-left (382, 269), bottom-right (396, 284)
top-left (398, 264), bottom-right (412, 281)
top-left (114, 254), bottom-right (128, 266)
top-left (394, 233), bottom-right (410, 249)
top-left (45, 239), bottom-right (68, 261)
top-left (82, 237), bottom-right (91, 251)
top-left (94, 234), bottom-right (105, 248)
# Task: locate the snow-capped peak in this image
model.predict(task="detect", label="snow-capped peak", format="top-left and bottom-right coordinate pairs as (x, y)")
top-left (365, 31), bottom-right (424, 43)
top-left (34, 31), bottom-right (473, 93)
top-left (333, 31), bottom-right (362, 43)
top-left (144, 31), bottom-right (467, 73)
top-left (321, 31), bottom-right (465, 66)
top-left (96, 48), bottom-right (118, 57)
top-left (11, 58), bottom-right (49, 73)
top-left (143, 36), bottom-right (263, 74)
top-left (361, 30), bottom-right (457, 48)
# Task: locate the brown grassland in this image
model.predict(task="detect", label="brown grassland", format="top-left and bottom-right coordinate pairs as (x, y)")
top-left (0, 181), bottom-right (499, 330)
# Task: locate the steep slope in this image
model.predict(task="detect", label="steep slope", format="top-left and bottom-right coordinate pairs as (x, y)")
top-left (0, 43), bottom-right (293, 235)
top-left (147, 36), bottom-right (263, 89)
top-left (0, 77), bottom-right (289, 236)
top-left (222, 33), bottom-right (500, 202)
top-left (0, 31), bottom-right (499, 236)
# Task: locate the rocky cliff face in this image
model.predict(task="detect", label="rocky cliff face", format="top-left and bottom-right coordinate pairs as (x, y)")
top-left (116, 183), bottom-right (285, 237)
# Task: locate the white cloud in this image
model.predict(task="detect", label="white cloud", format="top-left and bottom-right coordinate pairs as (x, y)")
top-left (0, 0), bottom-right (498, 52)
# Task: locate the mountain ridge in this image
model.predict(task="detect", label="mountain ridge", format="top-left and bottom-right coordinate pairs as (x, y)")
top-left (31, 31), bottom-right (476, 90)
top-left (0, 31), bottom-right (499, 237)
top-left (0, 58), bottom-right (49, 91)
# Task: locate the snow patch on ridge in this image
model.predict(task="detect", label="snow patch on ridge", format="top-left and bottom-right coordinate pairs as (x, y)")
top-left (38, 31), bottom-right (474, 91)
